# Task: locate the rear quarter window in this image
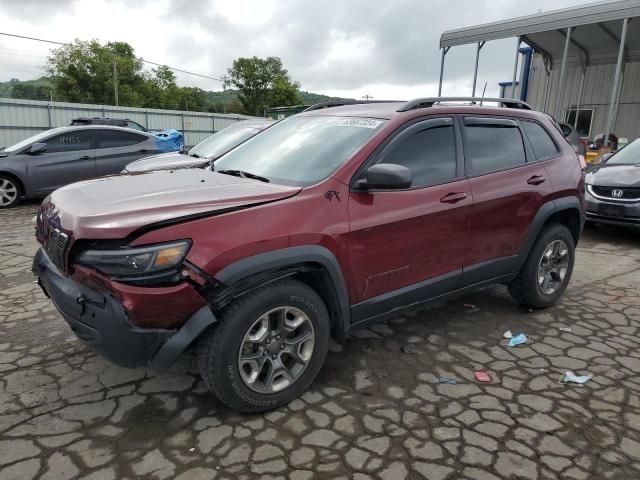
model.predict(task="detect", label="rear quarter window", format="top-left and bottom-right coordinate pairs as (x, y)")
top-left (521, 121), bottom-right (559, 161)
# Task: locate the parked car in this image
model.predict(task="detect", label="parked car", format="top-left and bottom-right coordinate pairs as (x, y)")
top-left (585, 138), bottom-right (640, 229)
top-left (0, 125), bottom-right (177, 208)
top-left (71, 117), bottom-right (185, 153)
top-left (71, 117), bottom-right (148, 131)
top-left (124, 119), bottom-right (273, 173)
top-left (33, 98), bottom-right (584, 412)
top-left (559, 122), bottom-right (586, 156)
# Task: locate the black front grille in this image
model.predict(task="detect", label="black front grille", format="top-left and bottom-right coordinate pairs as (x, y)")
top-left (591, 185), bottom-right (640, 200)
top-left (41, 221), bottom-right (69, 272)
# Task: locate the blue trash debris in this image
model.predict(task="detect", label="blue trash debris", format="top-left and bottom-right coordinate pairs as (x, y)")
top-left (153, 129), bottom-right (184, 153)
top-left (439, 377), bottom-right (458, 385)
top-left (507, 333), bottom-right (528, 347)
top-left (561, 371), bottom-right (592, 384)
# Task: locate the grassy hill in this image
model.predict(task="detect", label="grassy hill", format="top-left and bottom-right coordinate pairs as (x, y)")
top-left (0, 78), bottom-right (352, 113)
top-left (0, 77), bottom-right (53, 100)
top-left (204, 89), bottom-right (351, 111)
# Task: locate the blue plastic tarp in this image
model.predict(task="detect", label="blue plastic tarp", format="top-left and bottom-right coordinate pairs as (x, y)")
top-left (153, 129), bottom-right (184, 153)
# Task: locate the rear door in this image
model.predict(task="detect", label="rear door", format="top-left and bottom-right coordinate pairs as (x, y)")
top-left (346, 117), bottom-right (471, 320)
top-left (460, 116), bottom-right (553, 286)
top-left (25, 129), bottom-right (96, 195)
top-left (94, 129), bottom-right (155, 176)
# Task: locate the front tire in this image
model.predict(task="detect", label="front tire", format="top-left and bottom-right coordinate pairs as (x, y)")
top-left (0, 175), bottom-right (21, 208)
top-left (198, 279), bottom-right (330, 413)
top-left (508, 223), bottom-right (575, 309)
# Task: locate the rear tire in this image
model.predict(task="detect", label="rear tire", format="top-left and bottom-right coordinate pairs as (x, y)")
top-left (508, 223), bottom-right (575, 309)
top-left (198, 278), bottom-right (330, 413)
top-left (0, 174), bottom-right (21, 208)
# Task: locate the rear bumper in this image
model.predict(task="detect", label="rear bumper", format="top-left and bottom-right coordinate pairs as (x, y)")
top-left (33, 248), bottom-right (216, 372)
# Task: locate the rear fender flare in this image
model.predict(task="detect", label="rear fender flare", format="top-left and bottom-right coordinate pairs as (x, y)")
top-left (517, 197), bottom-right (583, 269)
top-left (213, 246), bottom-right (351, 340)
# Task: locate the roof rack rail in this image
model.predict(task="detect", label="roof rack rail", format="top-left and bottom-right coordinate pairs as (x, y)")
top-left (303, 100), bottom-right (402, 112)
top-left (396, 97), bottom-right (532, 112)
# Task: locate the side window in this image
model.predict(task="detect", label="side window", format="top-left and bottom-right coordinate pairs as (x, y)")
top-left (43, 131), bottom-right (92, 153)
top-left (521, 121), bottom-right (559, 161)
top-left (380, 124), bottom-right (457, 187)
top-left (96, 130), bottom-right (147, 149)
top-left (126, 121), bottom-right (146, 131)
top-left (463, 122), bottom-right (526, 175)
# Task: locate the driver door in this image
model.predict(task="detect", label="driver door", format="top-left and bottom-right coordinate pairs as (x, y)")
top-left (346, 117), bottom-right (472, 322)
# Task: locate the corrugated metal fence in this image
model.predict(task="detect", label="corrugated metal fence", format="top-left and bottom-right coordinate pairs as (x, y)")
top-left (0, 98), bottom-right (260, 149)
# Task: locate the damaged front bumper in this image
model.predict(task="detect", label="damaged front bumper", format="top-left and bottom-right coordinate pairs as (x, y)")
top-left (32, 248), bottom-right (216, 373)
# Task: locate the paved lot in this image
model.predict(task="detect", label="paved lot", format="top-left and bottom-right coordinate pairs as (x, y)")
top-left (1, 202), bottom-right (639, 480)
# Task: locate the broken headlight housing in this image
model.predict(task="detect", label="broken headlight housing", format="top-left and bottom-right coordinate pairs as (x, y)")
top-left (77, 240), bottom-right (191, 281)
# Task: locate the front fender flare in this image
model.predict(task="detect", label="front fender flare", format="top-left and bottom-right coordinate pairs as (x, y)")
top-left (214, 245), bottom-right (351, 340)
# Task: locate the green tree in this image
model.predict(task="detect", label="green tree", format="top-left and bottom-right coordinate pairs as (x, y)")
top-left (227, 56), bottom-right (301, 116)
top-left (45, 40), bottom-right (209, 111)
top-left (11, 83), bottom-right (50, 101)
top-left (46, 39), bottom-right (147, 106)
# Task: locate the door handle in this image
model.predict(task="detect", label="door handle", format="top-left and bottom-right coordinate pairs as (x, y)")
top-left (527, 175), bottom-right (546, 185)
top-left (440, 192), bottom-right (468, 204)
top-left (78, 155), bottom-right (90, 160)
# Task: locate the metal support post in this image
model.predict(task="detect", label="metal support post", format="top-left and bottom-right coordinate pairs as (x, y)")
top-left (471, 42), bottom-right (485, 97)
top-left (573, 69), bottom-right (586, 130)
top-left (604, 18), bottom-right (628, 147)
top-left (555, 27), bottom-right (572, 119)
top-left (510, 36), bottom-right (521, 98)
top-left (438, 47), bottom-right (450, 97)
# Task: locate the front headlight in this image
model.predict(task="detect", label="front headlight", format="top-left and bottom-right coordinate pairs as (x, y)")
top-left (77, 240), bottom-right (191, 278)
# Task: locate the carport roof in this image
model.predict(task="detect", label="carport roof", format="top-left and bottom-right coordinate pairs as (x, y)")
top-left (440, 0), bottom-right (640, 68)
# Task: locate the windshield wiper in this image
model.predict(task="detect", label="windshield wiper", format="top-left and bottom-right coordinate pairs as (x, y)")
top-left (189, 152), bottom-right (200, 158)
top-left (216, 169), bottom-right (270, 183)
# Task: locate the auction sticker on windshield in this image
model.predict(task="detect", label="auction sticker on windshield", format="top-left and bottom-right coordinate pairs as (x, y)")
top-left (336, 118), bottom-right (384, 129)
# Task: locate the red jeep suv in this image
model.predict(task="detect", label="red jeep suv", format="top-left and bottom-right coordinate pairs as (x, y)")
top-left (33, 98), bottom-right (585, 412)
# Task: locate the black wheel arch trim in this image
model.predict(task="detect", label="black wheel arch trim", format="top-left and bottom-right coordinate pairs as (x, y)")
top-left (149, 305), bottom-right (217, 374)
top-left (517, 196), bottom-right (584, 270)
top-left (213, 245), bottom-right (351, 341)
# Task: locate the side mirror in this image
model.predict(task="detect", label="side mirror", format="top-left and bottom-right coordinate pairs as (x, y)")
top-left (362, 163), bottom-right (412, 190)
top-left (29, 143), bottom-right (47, 155)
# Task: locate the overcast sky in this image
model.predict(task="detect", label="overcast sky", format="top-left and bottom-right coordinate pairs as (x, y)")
top-left (0, 0), bottom-right (595, 99)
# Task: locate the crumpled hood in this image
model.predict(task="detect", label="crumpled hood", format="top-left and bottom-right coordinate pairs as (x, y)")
top-left (125, 152), bottom-right (208, 172)
top-left (46, 169), bottom-right (301, 239)
top-left (586, 164), bottom-right (640, 188)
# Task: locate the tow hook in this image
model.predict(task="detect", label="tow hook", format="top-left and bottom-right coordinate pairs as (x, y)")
top-left (77, 294), bottom-right (86, 315)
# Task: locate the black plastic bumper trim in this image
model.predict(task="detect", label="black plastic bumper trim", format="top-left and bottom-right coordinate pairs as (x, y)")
top-left (33, 248), bottom-right (215, 371)
top-left (149, 305), bottom-right (217, 374)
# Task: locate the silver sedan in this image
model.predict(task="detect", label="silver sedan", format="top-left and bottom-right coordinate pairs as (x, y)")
top-left (0, 125), bottom-right (171, 208)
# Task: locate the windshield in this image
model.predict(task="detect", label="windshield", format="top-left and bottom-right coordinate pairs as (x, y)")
top-left (605, 139), bottom-right (640, 165)
top-left (213, 115), bottom-right (386, 186)
top-left (188, 125), bottom-right (263, 159)
top-left (3, 129), bottom-right (63, 153)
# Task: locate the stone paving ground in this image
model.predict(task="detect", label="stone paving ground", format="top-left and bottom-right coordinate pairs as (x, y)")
top-left (1, 202), bottom-right (640, 480)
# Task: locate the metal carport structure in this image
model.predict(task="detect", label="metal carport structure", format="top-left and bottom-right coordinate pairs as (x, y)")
top-left (439, 0), bottom-right (640, 143)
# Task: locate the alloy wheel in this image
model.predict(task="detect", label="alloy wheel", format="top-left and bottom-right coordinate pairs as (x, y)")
top-left (237, 306), bottom-right (315, 393)
top-left (537, 239), bottom-right (570, 295)
top-left (0, 178), bottom-right (18, 207)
